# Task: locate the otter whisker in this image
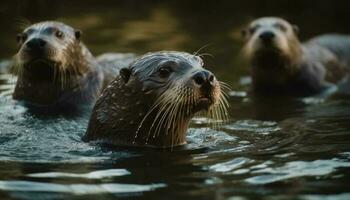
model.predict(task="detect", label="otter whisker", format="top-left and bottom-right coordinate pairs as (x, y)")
top-left (219, 95), bottom-right (230, 121)
top-left (145, 84), bottom-right (180, 140)
top-left (203, 86), bottom-right (230, 131)
top-left (154, 100), bottom-right (176, 138)
top-left (156, 85), bottom-right (184, 137)
top-left (167, 88), bottom-right (183, 133)
top-left (219, 81), bottom-right (232, 88)
top-left (216, 103), bottom-right (226, 126)
top-left (153, 102), bottom-right (176, 140)
top-left (143, 95), bottom-right (173, 142)
top-left (219, 84), bottom-right (232, 91)
top-left (170, 90), bottom-right (186, 148)
top-left (219, 82), bottom-right (232, 92)
top-left (135, 88), bottom-right (170, 140)
top-left (197, 53), bottom-right (214, 58)
top-left (214, 103), bottom-right (220, 129)
top-left (193, 44), bottom-right (210, 56)
top-left (170, 87), bottom-right (185, 137)
top-left (166, 99), bottom-right (181, 146)
top-left (217, 101), bottom-right (227, 123)
top-left (220, 92), bottom-right (231, 110)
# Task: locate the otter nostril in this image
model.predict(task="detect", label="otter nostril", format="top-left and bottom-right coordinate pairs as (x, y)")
top-left (259, 31), bottom-right (275, 42)
top-left (39, 40), bottom-right (46, 48)
top-left (208, 74), bottom-right (214, 83)
top-left (193, 71), bottom-right (215, 86)
top-left (193, 73), bottom-right (205, 86)
top-left (26, 41), bottom-right (33, 49)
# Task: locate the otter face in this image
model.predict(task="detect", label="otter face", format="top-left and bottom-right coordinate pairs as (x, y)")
top-left (121, 52), bottom-right (223, 112)
top-left (15, 21), bottom-right (82, 75)
top-left (242, 17), bottom-right (300, 60)
top-left (117, 52), bottom-right (229, 145)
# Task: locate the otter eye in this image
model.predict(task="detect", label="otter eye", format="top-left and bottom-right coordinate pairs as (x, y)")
top-left (249, 25), bottom-right (260, 34)
top-left (275, 23), bottom-right (287, 32)
top-left (158, 67), bottom-right (172, 78)
top-left (16, 33), bottom-right (27, 43)
top-left (55, 30), bottom-right (64, 39)
top-left (249, 27), bottom-right (256, 34)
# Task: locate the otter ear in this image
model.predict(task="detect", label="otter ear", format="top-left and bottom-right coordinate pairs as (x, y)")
top-left (16, 33), bottom-right (22, 44)
top-left (120, 68), bottom-right (132, 83)
top-left (74, 30), bottom-right (82, 40)
top-left (292, 25), bottom-right (299, 34)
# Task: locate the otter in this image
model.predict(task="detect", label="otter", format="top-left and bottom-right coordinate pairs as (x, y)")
top-left (12, 21), bottom-right (135, 110)
top-left (242, 17), bottom-right (350, 96)
top-left (83, 51), bottom-right (229, 148)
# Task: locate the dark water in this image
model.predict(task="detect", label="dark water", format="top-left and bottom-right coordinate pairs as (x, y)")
top-left (1, 0), bottom-right (350, 199)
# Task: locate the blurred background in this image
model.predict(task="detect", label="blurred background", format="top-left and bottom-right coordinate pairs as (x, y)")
top-left (1, 1), bottom-right (350, 199)
top-left (1, 0), bottom-right (350, 87)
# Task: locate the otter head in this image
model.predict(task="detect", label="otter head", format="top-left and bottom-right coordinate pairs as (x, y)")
top-left (12, 21), bottom-right (99, 107)
top-left (14, 21), bottom-right (85, 80)
top-left (85, 51), bottom-right (229, 148)
top-left (126, 51), bottom-right (221, 112)
top-left (241, 17), bottom-right (303, 89)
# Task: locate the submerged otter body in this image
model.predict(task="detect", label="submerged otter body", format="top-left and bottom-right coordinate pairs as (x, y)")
top-left (83, 51), bottom-right (229, 148)
top-left (242, 17), bottom-right (350, 96)
top-left (12, 21), bottom-right (135, 110)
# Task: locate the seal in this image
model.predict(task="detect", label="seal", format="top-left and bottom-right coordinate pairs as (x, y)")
top-left (11, 21), bottom-right (135, 109)
top-left (242, 17), bottom-right (350, 96)
top-left (83, 51), bottom-right (229, 148)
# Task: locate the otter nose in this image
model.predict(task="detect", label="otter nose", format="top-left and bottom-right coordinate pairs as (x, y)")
top-left (26, 38), bottom-right (47, 51)
top-left (259, 31), bottom-right (275, 42)
top-left (192, 70), bottom-right (215, 87)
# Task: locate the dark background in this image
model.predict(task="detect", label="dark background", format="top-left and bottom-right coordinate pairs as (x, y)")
top-left (1, 0), bottom-right (350, 86)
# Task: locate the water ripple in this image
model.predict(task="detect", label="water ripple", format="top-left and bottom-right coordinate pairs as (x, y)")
top-left (27, 169), bottom-right (131, 179)
top-left (246, 158), bottom-right (350, 184)
top-left (0, 181), bottom-right (166, 194)
top-left (209, 157), bottom-right (251, 172)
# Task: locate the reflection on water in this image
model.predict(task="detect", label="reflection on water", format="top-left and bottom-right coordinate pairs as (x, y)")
top-left (1, 0), bottom-right (350, 199)
top-left (246, 158), bottom-right (350, 184)
top-left (0, 180), bottom-right (166, 194)
top-left (27, 169), bottom-right (131, 179)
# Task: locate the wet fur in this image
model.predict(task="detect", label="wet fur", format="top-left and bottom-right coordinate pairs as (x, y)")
top-left (84, 51), bottom-right (229, 148)
top-left (12, 21), bottom-right (135, 109)
top-left (243, 17), bottom-right (350, 96)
